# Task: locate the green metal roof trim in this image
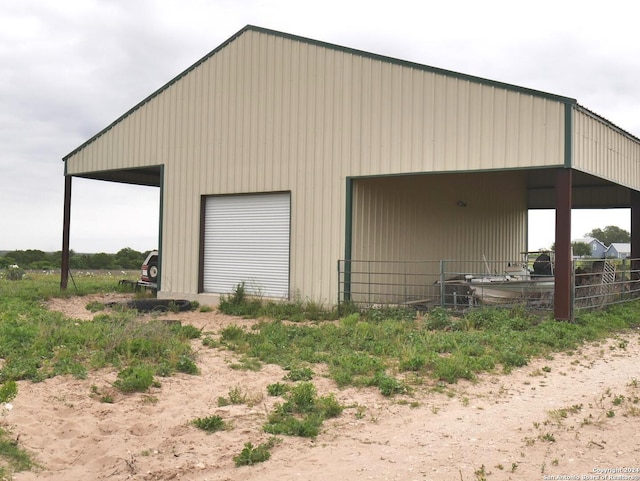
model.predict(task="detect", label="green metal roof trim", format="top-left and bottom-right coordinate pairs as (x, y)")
top-left (64, 24), bottom-right (583, 161)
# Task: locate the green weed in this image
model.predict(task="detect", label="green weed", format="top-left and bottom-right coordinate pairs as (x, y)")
top-left (191, 415), bottom-right (227, 433)
top-left (267, 383), bottom-right (289, 397)
top-left (283, 366), bottom-right (313, 381)
top-left (540, 432), bottom-right (556, 442)
top-left (474, 464), bottom-right (489, 481)
top-left (113, 365), bottom-right (157, 393)
top-left (263, 382), bottom-right (343, 438)
top-left (369, 372), bottom-right (407, 396)
top-left (175, 355), bottom-right (199, 375)
top-left (229, 356), bottom-right (262, 371)
top-left (233, 437), bottom-right (281, 467)
top-left (85, 301), bottom-right (105, 312)
top-left (218, 385), bottom-right (250, 406)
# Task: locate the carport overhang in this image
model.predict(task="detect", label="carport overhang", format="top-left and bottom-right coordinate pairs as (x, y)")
top-left (60, 165), bottom-right (163, 290)
top-left (530, 167), bottom-right (640, 320)
top-left (344, 166), bottom-right (640, 321)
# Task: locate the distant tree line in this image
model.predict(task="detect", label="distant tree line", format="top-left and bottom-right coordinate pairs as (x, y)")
top-left (586, 226), bottom-right (630, 246)
top-left (0, 247), bottom-right (151, 271)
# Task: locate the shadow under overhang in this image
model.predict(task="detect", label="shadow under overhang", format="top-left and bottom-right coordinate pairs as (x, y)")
top-left (527, 169), bottom-right (632, 210)
top-left (72, 166), bottom-right (162, 187)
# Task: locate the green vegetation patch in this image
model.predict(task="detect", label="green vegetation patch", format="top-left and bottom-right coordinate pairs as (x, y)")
top-left (0, 427), bottom-right (34, 475)
top-left (218, 283), bottom-right (343, 321)
top-left (218, 299), bottom-right (640, 388)
top-left (263, 382), bottom-right (343, 438)
top-left (0, 275), bottom-right (200, 387)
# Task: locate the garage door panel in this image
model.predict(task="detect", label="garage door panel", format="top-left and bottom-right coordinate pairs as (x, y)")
top-left (203, 192), bottom-right (290, 298)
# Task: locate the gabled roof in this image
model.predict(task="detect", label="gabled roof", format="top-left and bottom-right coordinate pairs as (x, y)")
top-left (572, 237), bottom-right (607, 248)
top-left (63, 25), bottom-right (579, 161)
top-left (608, 243), bottom-right (631, 252)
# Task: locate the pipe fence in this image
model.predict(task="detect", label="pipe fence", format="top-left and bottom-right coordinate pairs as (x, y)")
top-left (337, 257), bottom-right (640, 313)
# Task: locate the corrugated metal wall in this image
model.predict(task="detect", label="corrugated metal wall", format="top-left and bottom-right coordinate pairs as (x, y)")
top-left (352, 172), bottom-right (527, 261)
top-left (64, 29), bottom-right (565, 302)
top-left (573, 107), bottom-right (640, 191)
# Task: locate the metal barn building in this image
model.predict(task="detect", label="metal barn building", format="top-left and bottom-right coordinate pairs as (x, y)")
top-left (61, 25), bottom-right (640, 320)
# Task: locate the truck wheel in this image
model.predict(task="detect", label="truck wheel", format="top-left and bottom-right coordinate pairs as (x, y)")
top-left (148, 262), bottom-right (158, 282)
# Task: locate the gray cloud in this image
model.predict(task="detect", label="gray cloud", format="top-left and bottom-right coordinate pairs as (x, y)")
top-left (2, 0), bottom-right (640, 252)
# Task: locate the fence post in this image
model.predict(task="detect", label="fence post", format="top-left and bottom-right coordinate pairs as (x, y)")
top-left (440, 260), bottom-right (445, 307)
top-left (368, 260), bottom-right (371, 306)
top-left (403, 261), bottom-right (407, 304)
top-left (571, 258), bottom-right (575, 313)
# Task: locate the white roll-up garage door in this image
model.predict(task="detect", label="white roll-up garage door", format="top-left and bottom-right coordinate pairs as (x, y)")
top-left (203, 192), bottom-right (291, 298)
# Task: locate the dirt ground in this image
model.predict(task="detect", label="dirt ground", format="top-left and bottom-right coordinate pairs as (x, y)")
top-left (5, 294), bottom-right (640, 480)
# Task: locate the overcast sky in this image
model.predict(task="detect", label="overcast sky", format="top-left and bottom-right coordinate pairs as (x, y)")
top-left (2, 0), bottom-right (639, 254)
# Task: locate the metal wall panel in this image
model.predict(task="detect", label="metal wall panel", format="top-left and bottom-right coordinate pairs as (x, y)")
top-left (64, 29), bottom-right (566, 302)
top-left (573, 108), bottom-right (640, 191)
top-left (352, 171), bottom-right (528, 274)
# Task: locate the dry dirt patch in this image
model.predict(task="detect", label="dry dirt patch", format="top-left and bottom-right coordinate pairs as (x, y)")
top-left (6, 295), bottom-right (640, 480)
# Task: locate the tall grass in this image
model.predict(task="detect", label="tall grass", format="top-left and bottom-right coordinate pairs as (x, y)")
top-left (0, 273), bottom-right (199, 382)
top-left (0, 271), bottom-right (137, 301)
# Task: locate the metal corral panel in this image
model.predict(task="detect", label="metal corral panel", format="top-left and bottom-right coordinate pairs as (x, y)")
top-left (63, 27), bottom-right (569, 302)
top-left (573, 107), bottom-right (640, 191)
top-left (203, 193), bottom-right (290, 298)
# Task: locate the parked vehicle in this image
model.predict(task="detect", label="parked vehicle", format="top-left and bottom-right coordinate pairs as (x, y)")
top-left (139, 250), bottom-right (158, 290)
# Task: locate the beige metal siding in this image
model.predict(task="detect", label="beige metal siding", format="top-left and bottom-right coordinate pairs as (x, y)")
top-left (573, 107), bottom-right (640, 191)
top-left (352, 172), bottom-right (527, 262)
top-left (64, 29), bottom-right (563, 302)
